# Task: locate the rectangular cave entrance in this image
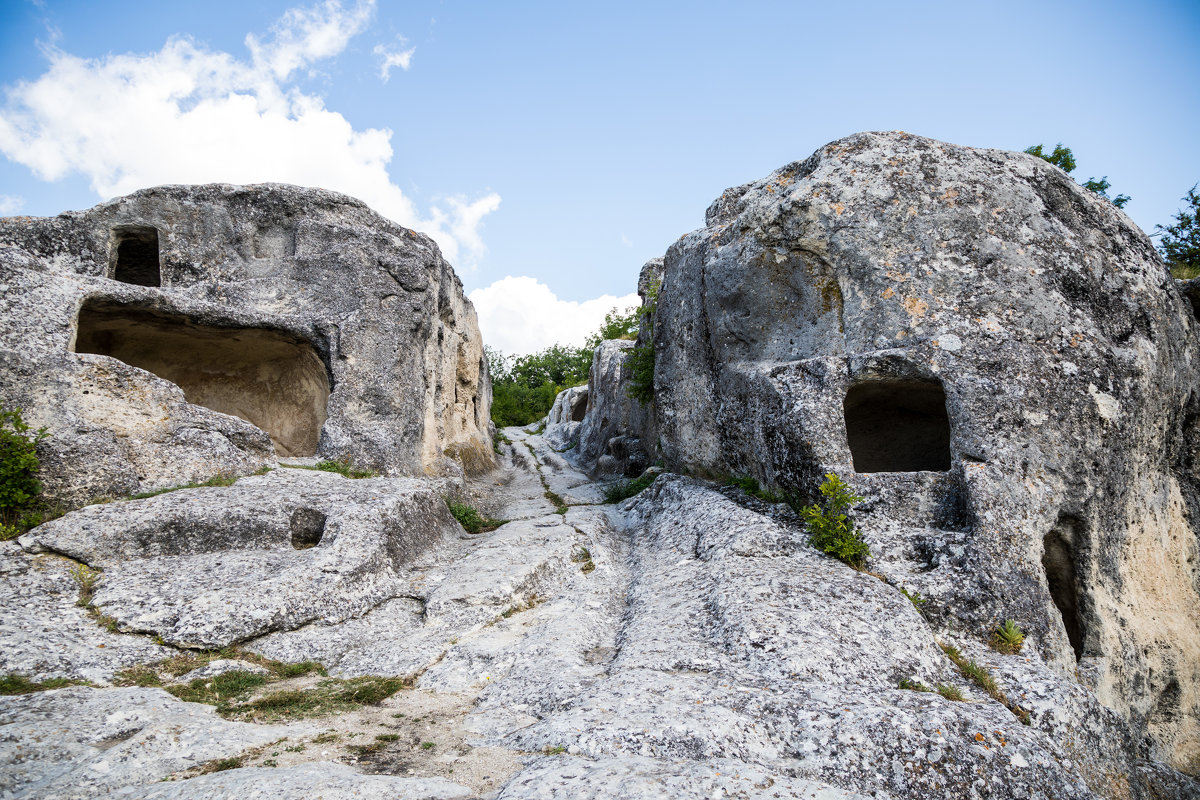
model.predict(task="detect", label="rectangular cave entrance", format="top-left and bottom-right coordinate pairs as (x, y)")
top-left (73, 299), bottom-right (329, 457)
top-left (110, 226), bottom-right (161, 287)
top-left (843, 378), bottom-right (952, 473)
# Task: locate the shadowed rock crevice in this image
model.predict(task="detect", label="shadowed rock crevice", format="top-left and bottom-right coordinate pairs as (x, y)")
top-left (73, 299), bottom-right (329, 456)
top-left (1043, 517), bottom-right (1087, 660)
top-left (110, 225), bottom-right (161, 287)
top-left (843, 379), bottom-right (952, 473)
top-left (289, 508), bottom-right (327, 549)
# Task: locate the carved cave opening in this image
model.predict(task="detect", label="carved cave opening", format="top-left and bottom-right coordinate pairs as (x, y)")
top-left (73, 299), bottom-right (329, 457)
top-left (843, 379), bottom-right (952, 473)
top-left (1043, 518), bottom-right (1087, 660)
top-left (571, 394), bottom-right (588, 422)
top-left (110, 226), bottom-right (161, 287)
top-left (290, 508), bottom-right (327, 549)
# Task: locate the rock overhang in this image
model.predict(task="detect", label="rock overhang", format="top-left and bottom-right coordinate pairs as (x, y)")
top-left (0, 182), bottom-right (493, 505)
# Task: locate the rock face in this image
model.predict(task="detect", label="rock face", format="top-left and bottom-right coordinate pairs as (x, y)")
top-left (650, 131), bottom-right (1200, 773)
top-left (0, 184), bottom-right (491, 506)
top-left (575, 258), bottom-right (663, 476)
top-left (541, 384), bottom-right (587, 450)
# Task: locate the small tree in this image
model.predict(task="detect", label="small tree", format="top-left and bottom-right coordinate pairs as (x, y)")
top-left (585, 306), bottom-right (639, 348)
top-left (625, 279), bottom-right (659, 406)
top-left (1025, 143), bottom-right (1130, 208)
top-left (799, 473), bottom-right (870, 569)
top-left (1157, 185), bottom-right (1200, 279)
top-left (0, 407), bottom-right (49, 523)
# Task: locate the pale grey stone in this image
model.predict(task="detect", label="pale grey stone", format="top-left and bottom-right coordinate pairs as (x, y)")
top-left (0, 183), bottom-right (492, 508)
top-left (125, 763), bottom-right (472, 800)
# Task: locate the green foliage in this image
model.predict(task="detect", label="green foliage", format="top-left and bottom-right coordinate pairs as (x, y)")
top-left (897, 678), bottom-right (931, 692)
top-left (1024, 143), bottom-right (1076, 174)
top-left (604, 472), bottom-right (655, 503)
top-left (935, 683), bottom-right (965, 701)
top-left (1157, 185), bottom-right (1200, 279)
top-left (940, 642), bottom-right (1031, 724)
top-left (725, 475), bottom-right (785, 504)
top-left (445, 499), bottom-right (505, 533)
top-left (544, 489), bottom-right (568, 515)
top-left (0, 407), bottom-right (48, 521)
top-left (1081, 176), bottom-right (1130, 208)
top-left (128, 473), bottom-right (238, 500)
top-left (0, 674), bottom-right (86, 694)
top-left (991, 620), bottom-right (1026, 654)
top-left (69, 563), bottom-right (100, 607)
top-left (491, 381), bottom-right (564, 428)
top-left (1025, 142), bottom-right (1130, 207)
top-left (315, 459), bottom-right (377, 479)
top-left (800, 473), bottom-right (870, 569)
top-left (585, 306), bottom-right (639, 348)
top-left (625, 278), bottom-right (659, 407)
top-left (900, 586), bottom-right (928, 616)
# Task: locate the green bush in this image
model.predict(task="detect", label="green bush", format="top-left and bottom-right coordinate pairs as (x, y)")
top-left (626, 278), bottom-right (659, 406)
top-left (604, 472), bottom-right (655, 503)
top-left (800, 473), bottom-right (870, 569)
top-left (0, 407), bottom-right (48, 524)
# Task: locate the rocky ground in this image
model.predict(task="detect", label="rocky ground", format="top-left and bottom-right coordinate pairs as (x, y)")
top-left (1, 425), bottom-right (1196, 799)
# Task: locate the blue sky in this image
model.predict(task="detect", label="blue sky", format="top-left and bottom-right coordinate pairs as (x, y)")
top-left (2, 0), bottom-right (1198, 353)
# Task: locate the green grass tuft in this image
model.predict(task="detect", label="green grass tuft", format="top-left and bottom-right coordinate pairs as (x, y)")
top-left (445, 500), bottom-right (506, 534)
top-left (0, 674), bottom-right (86, 694)
top-left (990, 619), bottom-right (1026, 654)
top-left (603, 473), bottom-right (655, 503)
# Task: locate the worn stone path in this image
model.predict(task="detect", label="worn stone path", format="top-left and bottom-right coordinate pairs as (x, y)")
top-left (2, 425), bottom-right (1197, 798)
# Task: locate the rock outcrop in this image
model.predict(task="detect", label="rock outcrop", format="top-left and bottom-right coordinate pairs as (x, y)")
top-left (649, 131), bottom-right (1200, 774)
top-left (540, 384), bottom-right (587, 450)
top-left (0, 184), bottom-right (491, 505)
top-left (574, 258), bottom-right (663, 476)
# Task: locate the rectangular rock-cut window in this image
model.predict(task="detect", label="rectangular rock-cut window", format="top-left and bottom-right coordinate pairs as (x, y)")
top-left (110, 226), bottom-right (161, 287)
top-left (843, 379), bottom-right (952, 473)
top-left (73, 299), bottom-right (329, 457)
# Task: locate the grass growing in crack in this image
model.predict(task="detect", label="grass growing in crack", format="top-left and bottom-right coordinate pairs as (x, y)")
top-left (115, 647), bottom-right (325, 688)
top-left (604, 473), bottom-right (655, 503)
top-left (542, 745), bottom-right (567, 755)
top-left (128, 473), bottom-right (239, 500)
top-left (69, 562), bottom-right (100, 606)
top-left (724, 475), bottom-right (785, 503)
top-left (544, 489), bottom-right (568, 515)
top-left (935, 683), bottom-right (965, 701)
top-left (280, 459), bottom-right (377, 479)
top-left (421, 741), bottom-right (436, 750)
top-left (898, 678), bottom-right (931, 692)
top-left (572, 544), bottom-right (596, 573)
top-left (900, 587), bottom-right (928, 616)
top-left (940, 642), bottom-right (1032, 724)
top-left (445, 499), bottom-right (506, 534)
top-left (990, 620), bottom-right (1025, 654)
top-left (227, 676), bottom-right (411, 721)
top-left (0, 674), bottom-right (88, 694)
top-left (200, 757), bottom-right (244, 774)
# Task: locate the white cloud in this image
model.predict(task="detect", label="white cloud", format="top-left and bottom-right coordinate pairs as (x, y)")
top-left (373, 43), bottom-right (414, 81)
top-left (469, 276), bottom-right (639, 355)
top-left (620, 232), bottom-right (632, 247)
top-left (0, 0), bottom-right (497, 267)
top-left (0, 194), bottom-right (23, 215)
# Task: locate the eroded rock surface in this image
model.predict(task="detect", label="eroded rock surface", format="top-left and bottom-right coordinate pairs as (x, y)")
top-left (648, 131), bottom-right (1200, 774)
top-left (0, 184), bottom-right (492, 506)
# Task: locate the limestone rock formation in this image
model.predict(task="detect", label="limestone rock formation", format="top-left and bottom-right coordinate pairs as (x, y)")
top-left (649, 131), bottom-right (1200, 775)
top-left (0, 184), bottom-right (491, 505)
top-left (541, 383), bottom-right (587, 450)
top-left (574, 258), bottom-right (662, 476)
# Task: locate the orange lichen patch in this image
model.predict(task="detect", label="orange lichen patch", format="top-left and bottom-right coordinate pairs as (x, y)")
top-left (882, 287), bottom-right (896, 300)
top-left (902, 297), bottom-right (929, 318)
top-left (940, 188), bottom-right (960, 204)
top-left (832, 202), bottom-right (846, 216)
top-left (974, 733), bottom-right (985, 742)
top-left (885, 269), bottom-right (910, 282)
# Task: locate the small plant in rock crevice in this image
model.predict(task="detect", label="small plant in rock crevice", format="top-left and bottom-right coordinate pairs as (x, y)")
top-left (604, 472), bottom-right (655, 503)
top-left (69, 563), bottom-right (101, 606)
top-left (990, 620), bottom-right (1026, 654)
top-left (445, 499), bottom-right (505, 534)
top-left (625, 278), bottom-right (659, 407)
top-left (799, 473), bottom-right (870, 569)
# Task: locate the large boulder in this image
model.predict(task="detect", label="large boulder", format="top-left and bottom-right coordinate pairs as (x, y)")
top-left (575, 258), bottom-right (663, 476)
top-left (541, 383), bottom-right (588, 450)
top-left (0, 184), bottom-right (492, 506)
top-left (652, 132), bottom-right (1200, 773)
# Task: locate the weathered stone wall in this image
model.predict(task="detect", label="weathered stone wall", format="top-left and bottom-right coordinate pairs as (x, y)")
top-left (0, 184), bottom-right (491, 504)
top-left (652, 132), bottom-right (1200, 772)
